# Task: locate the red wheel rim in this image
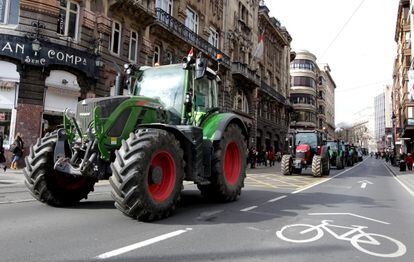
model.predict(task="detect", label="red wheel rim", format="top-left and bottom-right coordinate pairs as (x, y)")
top-left (148, 151), bottom-right (176, 202)
top-left (224, 141), bottom-right (241, 186)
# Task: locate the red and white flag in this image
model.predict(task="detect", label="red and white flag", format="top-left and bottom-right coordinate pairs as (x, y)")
top-left (187, 47), bottom-right (194, 61)
top-left (252, 34), bottom-right (264, 61)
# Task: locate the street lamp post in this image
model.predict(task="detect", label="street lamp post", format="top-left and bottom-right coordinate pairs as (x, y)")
top-left (392, 112), bottom-right (397, 165)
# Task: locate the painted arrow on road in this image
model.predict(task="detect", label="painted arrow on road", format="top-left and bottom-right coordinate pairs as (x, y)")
top-left (358, 180), bottom-right (373, 189)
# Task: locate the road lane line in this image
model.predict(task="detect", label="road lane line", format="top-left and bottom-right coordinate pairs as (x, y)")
top-left (308, 212), bottom-right (390, 225)
top-left (292, 159), bottom-right (366, 194)
top-left (361, 183), bottom-right (367, 189)
top-left (0, 199), bottom-right (36, 204)
top-left (246, 177), bottom-right (279, 189)
top-left (240, 206), bottom-right (258, 212)
top-left (384, 164), bottom-right (414, 197)
top-left (95, 228), bottom-right (192, 259)
top-left (267, 195), bottom-right (287, 203)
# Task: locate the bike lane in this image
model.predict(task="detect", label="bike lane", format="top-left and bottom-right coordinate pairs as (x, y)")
top-left (247, 157), bottom-right (414, 261)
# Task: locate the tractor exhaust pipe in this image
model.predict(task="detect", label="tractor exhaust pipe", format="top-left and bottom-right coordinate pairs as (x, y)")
top-left (115, 72), bottom-right (123, 96)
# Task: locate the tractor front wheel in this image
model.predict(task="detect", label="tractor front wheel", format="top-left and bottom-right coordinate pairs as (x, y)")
top-left (281, 155), bottom-right (293, 176)
top-left (198, 124), bottom-right (246, 202)
top-left (24, 132), bottom-right (96, 206)
top-left (110, 129), bottom-right (184, 221)
top-left (312, 155), bottom-right (323, 177)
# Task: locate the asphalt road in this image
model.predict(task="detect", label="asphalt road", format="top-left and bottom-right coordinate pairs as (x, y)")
top-left (1, 158), bottom-right (413, 262)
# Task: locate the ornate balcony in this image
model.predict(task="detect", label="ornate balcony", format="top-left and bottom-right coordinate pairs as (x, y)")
top-left (260, 81), bottom-right (287, 105)
top-left (231, 62), bottom-right (261, 86)
top-left (109, 0), bottom-right (155, 27)
top-left (155, 8), bottom-right (230, 67)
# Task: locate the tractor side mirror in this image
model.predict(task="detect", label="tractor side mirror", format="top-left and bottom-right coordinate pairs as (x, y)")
top-left (195, 58), bottom-right (207, 79)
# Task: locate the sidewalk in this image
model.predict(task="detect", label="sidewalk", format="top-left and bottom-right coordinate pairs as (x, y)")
top-left (0, 168), bottom-right (25, 185)
top-left (384, 161), bottom-right (414, 195)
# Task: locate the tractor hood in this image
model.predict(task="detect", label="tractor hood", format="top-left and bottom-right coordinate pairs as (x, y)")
top-left (297, 144), bottom-right (310, 152)
top-left (76, 96), bottom-right (131, 134)
top-left (295, 144), bottom-right (311, 161)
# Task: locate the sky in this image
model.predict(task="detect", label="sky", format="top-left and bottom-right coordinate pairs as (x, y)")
top-left (266, 0), bottom-right (398, 125)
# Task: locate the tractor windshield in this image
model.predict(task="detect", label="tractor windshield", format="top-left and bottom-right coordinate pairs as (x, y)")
top-left (134, 65), bottom-right (185, 119)
top-left (295, 133), bottom-right (317, 148)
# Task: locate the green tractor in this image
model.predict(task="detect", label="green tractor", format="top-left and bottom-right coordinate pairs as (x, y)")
top-left (24, 54), bottom-right (248, 221)
top-left (326, 140), bottom-right (345, 170)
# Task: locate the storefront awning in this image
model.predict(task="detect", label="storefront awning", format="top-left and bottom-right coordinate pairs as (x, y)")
top-left (401, 125), bottom-right (414, 139)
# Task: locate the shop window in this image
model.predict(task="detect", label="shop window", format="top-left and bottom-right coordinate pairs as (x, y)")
top-left (156, 0), bottom-right (173, 14)
top-left (208, 27), bottom-right (219, 48)
top-left (129, 30), bottom-right (138, 63)
top-left (153, 45), bottom-right (160, 65)
top-left (185, 7), bottom-right (199, 33)
top-left (111, 20), bottom-right (122, 55)
top-left (0, 0), bottom-right (19, 25)
top-left (57, 0), bottom-right (80, 40)
top-left (0, 110), bottom-right (11, 148)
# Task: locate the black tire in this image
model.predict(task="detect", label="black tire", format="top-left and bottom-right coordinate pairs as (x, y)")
top-left (110, 129), bottom-right (184, 221)
top-left (336, 156), bottom-right (343, 169)
top-left (322, 157), bottom-right (330, 176)
top-left (281, 155), bottom-right (293, 176)
top-left (198, 124), bottom-right (246, 202)
top-left (312, 155), bottom-right (323, 177)
top-left (24, 132), bottom-right (96, 206)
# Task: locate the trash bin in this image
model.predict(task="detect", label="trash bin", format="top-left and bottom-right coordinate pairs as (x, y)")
top-left (400, 160), bottom-right (406, 171)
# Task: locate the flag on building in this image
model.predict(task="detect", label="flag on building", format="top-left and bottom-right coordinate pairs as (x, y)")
top-left (252, 34), bottom-right (264, 61)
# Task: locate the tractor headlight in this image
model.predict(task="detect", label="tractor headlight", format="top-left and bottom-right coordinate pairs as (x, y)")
top-left (124, 63), bottom-right (130, 69)
top-left (126, 68), bottom-right (132, 75)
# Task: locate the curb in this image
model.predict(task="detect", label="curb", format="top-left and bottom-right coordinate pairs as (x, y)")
top-left (384, 163), bottom-right (398, 177)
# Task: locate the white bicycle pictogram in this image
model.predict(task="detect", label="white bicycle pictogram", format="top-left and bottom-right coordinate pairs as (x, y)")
top-left (276, 220), bottom-right (406, 258)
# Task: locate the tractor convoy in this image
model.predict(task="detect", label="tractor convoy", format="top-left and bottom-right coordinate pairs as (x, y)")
top-left (23, 51), bottom-right (364, 221)
top-left (24, 53), bottom-right (248, 221)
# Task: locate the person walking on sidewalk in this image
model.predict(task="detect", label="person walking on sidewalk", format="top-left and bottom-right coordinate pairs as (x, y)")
top-left (405, 153), bottom-right (413, 171)
top-left (0, 133), bottom-right (6, 172)
top-left (10, 133), bottom-right (24, 170)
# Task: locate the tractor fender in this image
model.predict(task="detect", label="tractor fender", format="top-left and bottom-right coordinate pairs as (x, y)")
top-left (201, 113), bottom-right (248, 141)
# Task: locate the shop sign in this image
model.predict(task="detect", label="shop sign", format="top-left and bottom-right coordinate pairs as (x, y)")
top-left (0, 34), bottom-right (98, 79)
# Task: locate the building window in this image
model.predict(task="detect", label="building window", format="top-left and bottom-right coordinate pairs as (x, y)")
top-left (57, 0), bottom-right (80, 39)
top-left (234, 90), bottom-right (249, 114)
top-left (0, 0), bottom-right (19, 25)
top-left (129, 30), bottom-right (138, 63)
top-left (208, 27), bottom-right (219, 48)
top-left (153, 45), bottom-right (160, 65)
top-left (185, 7), bottom-right (199, 33)
top-left (156, 0), bottom-right (173, 14)
top-left (111, 21), bottom-right (122, 55)
top-left (291, 76), bottom-right (317, 88)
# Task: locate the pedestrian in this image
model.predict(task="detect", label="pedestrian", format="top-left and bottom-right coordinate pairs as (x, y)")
top-left (10, 132), bottom-right (24, 170)
top-left (267, 147), bottom-right (275, 167)
top-left (405, 153), bottom-right (413, 171)
top-left (276, 151), bottom-right (282, 162)
top-left (0, 133), bottom-right (6, 172)
top-left (249, 147), bottom-right (256, 169)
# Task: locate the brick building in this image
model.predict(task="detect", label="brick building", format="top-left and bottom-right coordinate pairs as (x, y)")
top-left (0, 0), bottom-right (292, 160)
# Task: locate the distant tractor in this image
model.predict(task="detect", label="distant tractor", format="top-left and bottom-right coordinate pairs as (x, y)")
top-left (326, 140), bottom-right (345, 169)
top-left (24, 52), bottom-right (248, 221)
top-left (281, 130), bottom-right (330, 177)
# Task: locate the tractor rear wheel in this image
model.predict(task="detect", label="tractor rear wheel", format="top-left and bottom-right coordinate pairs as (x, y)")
top-left (281, 155), bottom-right (293, 176)
top-left (312, 155), bottom-right (323, 177)
top-left (198, 124), bottom-right (246, 202)
top-left (24, 132), bottom-right (96, 206)
top-left (110, 129), bottom-right (184, 221)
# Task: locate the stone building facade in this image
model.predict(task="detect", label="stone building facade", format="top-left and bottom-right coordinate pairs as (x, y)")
top-left (392, 0), bottom-right (413, 154)
top-left (289, 50), bottom-right (336, 139)
top-left (0, 0), bottom-right (292, 161)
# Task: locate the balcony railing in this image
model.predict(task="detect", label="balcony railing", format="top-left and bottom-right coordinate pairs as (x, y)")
top-left (231, 62), bottom-right (261, 85)
top-left (260, 81), bottom-right (287, 105)
top-left (155, 8), bottom-right (230, 67)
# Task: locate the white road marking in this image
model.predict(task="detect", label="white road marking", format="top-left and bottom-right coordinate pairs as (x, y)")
top-left (240, 206), bottom-right (258, 212)
top-left (358, 180), bottom-right (373, 189)
top-left (292, 160), bottom-right (366, 194)
top-left (384, 164), bottom-right (414, 197)
top-left (308, 212), bottom-right (390, 225)
top-left (267, 195), bottom-right (287, 203)
top-left (0, 199), bottom-right (36, 204)
top-left (95, 228), bottom-right (193, 259)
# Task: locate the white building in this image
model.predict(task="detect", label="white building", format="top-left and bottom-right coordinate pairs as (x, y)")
top-left (352, 107), bottom-right (376, 152)
top-left (374, 92), bottom-right (386, 149)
